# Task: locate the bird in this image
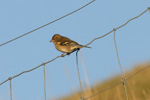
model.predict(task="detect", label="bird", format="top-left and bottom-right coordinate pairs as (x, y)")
top-left (50, 34), bottom-right (91, 56)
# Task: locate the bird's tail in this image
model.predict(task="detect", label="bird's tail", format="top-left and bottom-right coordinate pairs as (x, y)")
top-left (73, 44), bottom-right (91, 49)
top-left (80, 45), bottom-right (91, 48)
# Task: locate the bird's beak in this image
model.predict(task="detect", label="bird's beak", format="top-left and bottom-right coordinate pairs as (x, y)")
top-left (50, 40), bottom-right (53, 42)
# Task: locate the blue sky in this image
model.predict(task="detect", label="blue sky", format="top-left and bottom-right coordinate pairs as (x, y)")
top-left (0, 0), bottom-right (150, 100)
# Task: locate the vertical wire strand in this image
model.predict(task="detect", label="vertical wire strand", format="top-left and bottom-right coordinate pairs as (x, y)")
top-left (113, 30), bottom-right (124, 75)
top-left (113, 30), bottom-right (128, 100)
top-left (9, 78), bottom-right (12, 100)
top-left (124, 84), bottom-right (128, 100)
top-left (43, 64), bottom-right (47, 100)
top-left (76, 50), bottom-right (84, 99)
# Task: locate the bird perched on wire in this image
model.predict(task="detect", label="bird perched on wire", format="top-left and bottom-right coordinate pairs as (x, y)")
top-left (50, 34), bottom-right (91, 56)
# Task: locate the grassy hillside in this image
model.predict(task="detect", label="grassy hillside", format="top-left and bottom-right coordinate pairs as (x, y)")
top-left (59, 63), bottom-right (150, 100)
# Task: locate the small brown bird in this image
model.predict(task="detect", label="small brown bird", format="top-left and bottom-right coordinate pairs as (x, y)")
top-left (50, 34), bottom-right (90, 56)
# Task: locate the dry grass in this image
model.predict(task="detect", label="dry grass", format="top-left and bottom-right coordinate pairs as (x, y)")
top-left (59, 63), bottom-right (150, 100)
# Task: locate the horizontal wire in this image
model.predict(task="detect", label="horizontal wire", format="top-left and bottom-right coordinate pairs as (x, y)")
top-left (85, 81), bottom-right (122, 99)
top-left (0, 7), bottom-right (149, 100)
top-left (126, 65), bottom-right (150, 80)
top-left (0, 7), bottom-right (149, 87)
top-left (85, 7), bottom-right (149, 46)
top-left (0, 54), bottom-right (64, 86)
top-left (84, 8), bottom-right (150, 99)
top-left (0, 78), bottom-right (9, 86)
top-left (0, 0), bottom-right (95, 47)
top-left (84, 64), bottom-right (150, 99)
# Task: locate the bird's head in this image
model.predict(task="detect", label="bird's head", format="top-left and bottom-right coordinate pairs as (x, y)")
top-left (50, 34), bottom-right (61, 42)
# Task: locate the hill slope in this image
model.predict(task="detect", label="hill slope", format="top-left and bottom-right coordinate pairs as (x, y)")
top-left (59, 63), bottom-right (150, 100)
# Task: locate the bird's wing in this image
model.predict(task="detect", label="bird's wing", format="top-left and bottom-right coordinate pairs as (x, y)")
top-left (58, 36), bottom-right (79, 46)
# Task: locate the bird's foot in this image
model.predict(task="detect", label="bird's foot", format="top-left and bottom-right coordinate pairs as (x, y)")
top-left (76, 48), bottom-right (80, 51)
top-left (61, 54), bottom-right (65, 57)
top-left (67, 53), bottom-right (70, 55)
top-left (61, 53), bottom-right (71, 57)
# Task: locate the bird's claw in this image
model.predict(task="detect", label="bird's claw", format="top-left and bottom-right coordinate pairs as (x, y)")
top-left (67, 53), bottom-right (70, 55)
top-left (61, 53), bottom-right (71, 57)
top-left (61, 54), bottom-right (65, 57)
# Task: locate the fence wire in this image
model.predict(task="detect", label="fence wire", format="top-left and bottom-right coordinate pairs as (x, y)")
top-left (76, 50), bottom-right (84, 100)
top-left (84, 65), bottom-right (150, 99)
top-left (43, 64), bottom-right (47, 100)
top-left (0, 0), bottom-right (95, 47)
top-left (113, 30), bottom-right (128, 100)
top-left (85, 7), bottom-right (149, 47)
top-left (0, 4), bottom-right (149, 100)
top-left (9, 78), bottom-right (12, 100)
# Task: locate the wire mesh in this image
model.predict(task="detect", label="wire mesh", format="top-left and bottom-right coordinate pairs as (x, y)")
top-left (0, 2), bottom-right (149, 100)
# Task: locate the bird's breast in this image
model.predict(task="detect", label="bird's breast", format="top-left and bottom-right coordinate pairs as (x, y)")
top-left (54, 43), bottom-right (72, 53)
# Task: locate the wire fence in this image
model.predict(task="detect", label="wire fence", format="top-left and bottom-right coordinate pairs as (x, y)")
top-left (0, 0), bottom-right (95, 47)
top-left (0, 1), bottom-right (150, 100)
top-left (113, 30), bottom-right (128, 100)
top-left (43, 64), bottom-right (47, 100)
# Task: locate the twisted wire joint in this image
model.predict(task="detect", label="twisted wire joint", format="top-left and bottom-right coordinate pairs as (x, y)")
top-left (121, 78), bottom-right (126, 85)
